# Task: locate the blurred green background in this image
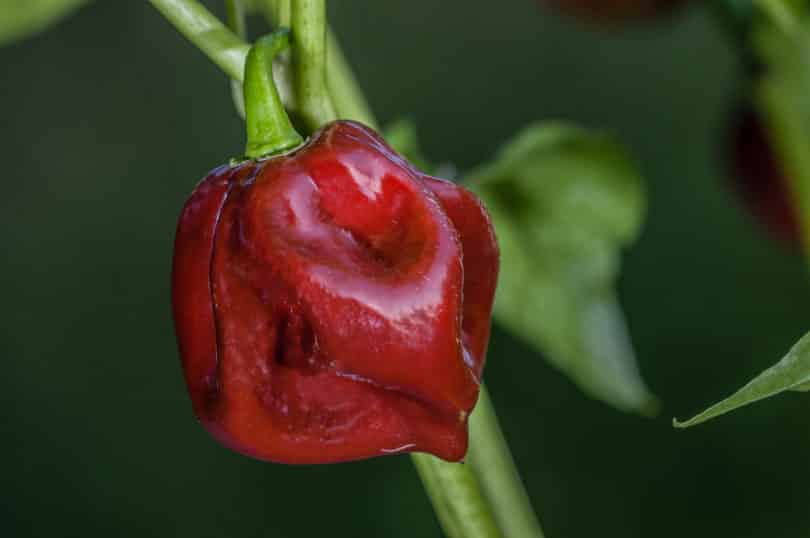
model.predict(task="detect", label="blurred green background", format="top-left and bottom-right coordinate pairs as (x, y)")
top-left (2, 1), bottom-right (810, 536)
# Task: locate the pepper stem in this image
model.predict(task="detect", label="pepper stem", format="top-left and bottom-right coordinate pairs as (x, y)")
top-left (244, 30), bottom-right (304, 159)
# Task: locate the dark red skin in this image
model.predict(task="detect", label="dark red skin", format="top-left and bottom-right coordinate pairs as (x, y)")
top-left (543, 0), bottom-right (685, 22)
top-left (729, 107), bottom-right (801, 246)
top-left (172, 121), bottom-right (499, 464)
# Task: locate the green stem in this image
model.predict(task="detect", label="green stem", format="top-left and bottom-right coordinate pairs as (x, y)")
top-left (467, 387), bottom-right (545, 538)
top-left (225, 0), bottom-right (247, 118)
top-left (290, 0), bottom-right (337, 130)
top-left (224, 0), bottom-right (248, 40)
top-left (326, 29), bottom-right (377, 126)
top-left (264, 1), bottom-right (375, 125)
top-left (243, 30), bottom-right (303, 158)
top-left (412, 453), bottom-right (503, 538)
top-left (148, 0), bottom-right (249, 82)
top-left (267, 0), bottom-right (292, 33)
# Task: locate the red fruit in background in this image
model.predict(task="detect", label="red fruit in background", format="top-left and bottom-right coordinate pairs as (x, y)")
top-left (542, 0), bottom-right (685, 22)
top-left (728, 106), bottom-right (801, 246)
top-left (172, 121), bottom-right (499, 464)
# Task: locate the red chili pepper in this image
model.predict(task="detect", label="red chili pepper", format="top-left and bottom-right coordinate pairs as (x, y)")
top-left (728, 106), bottom-right (801, 246)
top-left (172, 120), bottom-right (499, 463)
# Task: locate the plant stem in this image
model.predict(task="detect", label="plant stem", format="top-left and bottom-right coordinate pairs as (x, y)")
top-left (148, 0), bottom-right (371, 125)
top-left (412, 453), bottom-right (504, 538)
top-left (224, 0), bottom-right (248, 39)
top-left (262, 1), bottom-right (374, 125)
top-left (242, 30), bottom-right (303, 158)
top-left (468, 387), bottom-right (545, 538)
top-left (273, 0), bottom-right (292, 26)
top-left (290, 0), bottom-right (337, 130)
top-left (148, 0), bottom-right (249, 82)
top-left (325, 29), bottom-right (377, 126)
top-left (224, 0), bottom-right (247, 118)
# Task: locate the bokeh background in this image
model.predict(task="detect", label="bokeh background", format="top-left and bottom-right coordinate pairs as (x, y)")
top-left (3, 1), bottom-right (810, 537)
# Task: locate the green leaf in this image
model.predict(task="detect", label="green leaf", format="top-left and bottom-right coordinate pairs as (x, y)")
top-left (0, 0), bottom-right (86, 46)
top-left (674, 331), bottom-right (810, 428)
top-left (467, 123), bottom-right (656, 415)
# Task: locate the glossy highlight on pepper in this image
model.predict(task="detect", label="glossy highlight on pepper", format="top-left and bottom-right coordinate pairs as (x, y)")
top-left (172, 121), bottom-right (499, 464)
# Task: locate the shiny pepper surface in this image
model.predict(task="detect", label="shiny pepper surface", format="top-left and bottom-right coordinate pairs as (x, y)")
top-left (172, 121), bottom-right (499, 463)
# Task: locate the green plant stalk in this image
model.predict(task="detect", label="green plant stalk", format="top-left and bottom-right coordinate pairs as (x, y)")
top-left (148, 0), bottom-right (249, 82)
top-left (412, 453), bottom-right (503, 538)
top-left (290, 0), bottom-right (337, 130)
top-left (225, 0), bottom-right (247, 118)
top-left (149, 2), bottom-right (542, 536)
top-left (273, 0), bottom-right (292, 26)
top-left (467, 387), bottom-right (545, 538)
top-left (225, 0), bottom-right (248, 41)
top-left (325, 29), bottom-right (376, 126)
top-left (260, 0), bottom-right (373, 124)
top-left (242, 29), bottom-right (303, 158)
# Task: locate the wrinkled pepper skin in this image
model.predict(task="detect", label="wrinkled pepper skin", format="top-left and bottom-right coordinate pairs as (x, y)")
top-left (172, 121), bottom-right (499, 464)
top-left (729, 107), bottom-right (800, 246)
